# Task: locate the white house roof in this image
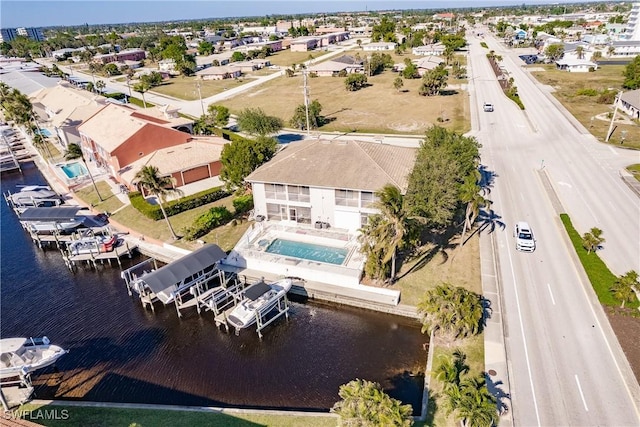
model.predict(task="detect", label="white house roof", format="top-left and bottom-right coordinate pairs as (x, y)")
top-left (246, 139), bottom-right (417, 193)
top-left (556, 58), bottom-right (596, 67)
top-left (195, 65), bottom-right (241, 76)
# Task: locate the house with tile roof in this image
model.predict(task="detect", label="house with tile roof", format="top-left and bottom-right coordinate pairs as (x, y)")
top-left (77, 103), bottom-right (219, 188)
top-left (245, 139), bottom-right (417, 232)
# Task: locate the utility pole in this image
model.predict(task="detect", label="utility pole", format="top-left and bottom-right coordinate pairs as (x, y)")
top-left (196, 80), bottom-right (205, 116)
top-left (605, 90), bottom-right (622, 142)
top-left (303, 70), bottom-right (311, 136)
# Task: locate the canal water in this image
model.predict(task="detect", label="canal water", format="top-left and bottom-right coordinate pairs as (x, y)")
top-left (0, 162), bottom-right (427, 413)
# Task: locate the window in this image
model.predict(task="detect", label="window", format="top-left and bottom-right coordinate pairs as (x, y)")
top-left (361, 191), bottom-right (376, 208)
top-left (288, 185), bottom-right (310, 202)
top-left (335, 189), bottom-right (359, 207)
top-left (265, 183), bottom-right (287, 200)
top-left (266, 203), bottom-right (285, 220)
top-left (360, 213), bottom-right (371, 228)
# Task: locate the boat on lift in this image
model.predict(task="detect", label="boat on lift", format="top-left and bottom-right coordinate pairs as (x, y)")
top-left (227, 278), bottom-right (293, 330)
top-left (0, 337), bottom-right (68, 379)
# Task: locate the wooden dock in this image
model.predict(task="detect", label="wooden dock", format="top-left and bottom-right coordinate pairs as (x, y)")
top-left (63, 240), bottom-right (138, 271)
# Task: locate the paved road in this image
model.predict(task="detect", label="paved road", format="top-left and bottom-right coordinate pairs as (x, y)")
top-left (469, 29), bottom-right (640, 426)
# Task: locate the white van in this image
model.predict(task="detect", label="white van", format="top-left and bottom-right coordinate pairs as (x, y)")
top-left (514, 221), bottom-right (535, 252)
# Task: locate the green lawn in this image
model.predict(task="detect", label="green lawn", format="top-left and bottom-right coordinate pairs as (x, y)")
top-left (73, 185), bottom-right (251, 252)
top-left (19, 404), bottom-right (337, 427)
top-left (150, 76), bottom-right (251, 101)
top-left (530, 64), bottom-right (640, 150)
top-left (74, 181), bottom-right (124, 214)
top-left (627, 164), bottom-right (640, 182)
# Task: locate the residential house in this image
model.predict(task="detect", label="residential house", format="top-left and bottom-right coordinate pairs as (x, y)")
top-left (158, 58), bottom-right (176, 73)
top-left (555, 58), bottom-right (597, 72)
top-left (415, 56), bottom-right (445, 75)
top-left (307, 55), bottom-right (363, 76)
top-left (119, 137), bottom-right (228, 190)
top-left (246, 139), bottom-right (417, 232)
top-left (290, 36), bottom-right (320, 52)
top-left (363, 42), bottom-right (396, 51)
top-left (76, 103), bottom-right (197, 182)
top-left (615, 90), bottom-right (640, 120)
top-left (195, 65), bottom-right (242, 80)
top-left (93, 48), bottom-right (146, 64)
top-left (610, 40), bottom-right (640, 57)
top-left (29, 81), bottom-right (108, 148)
top-left (412, 42), bottom-right (446, 56)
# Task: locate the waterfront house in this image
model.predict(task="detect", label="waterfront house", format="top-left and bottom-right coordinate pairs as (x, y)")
top-left (246, 139), bottom-right (417, 232)
top-left (77, 103), bottom-right (211, 187)
top-left (30, 81), bottom-right (109, 148)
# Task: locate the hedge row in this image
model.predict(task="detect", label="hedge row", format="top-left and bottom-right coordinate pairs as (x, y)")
top-left (559, 214), bottom-right (632, 307)
top-left (129, 186), bottom-right (230, 220)
top-left (183, 206), bottom-right (233, 241)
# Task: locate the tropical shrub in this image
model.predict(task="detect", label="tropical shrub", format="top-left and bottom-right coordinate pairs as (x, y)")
top-left (183, 206), bottom-right (233, 240)
top-left (233, 194), bottom-right (254, 214)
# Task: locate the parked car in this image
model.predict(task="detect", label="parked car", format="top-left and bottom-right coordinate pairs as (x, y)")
top-left (483, 102), bottom-right (494, 112)
top-left (514, 221), bottom-right (536, 252)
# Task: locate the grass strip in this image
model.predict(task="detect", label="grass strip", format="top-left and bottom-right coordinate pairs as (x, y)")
top-left (559, 213), bottom-right (635, 307)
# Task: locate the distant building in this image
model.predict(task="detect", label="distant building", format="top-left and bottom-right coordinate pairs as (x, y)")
top-left (625, 2), bottom-right (640, 41)
top-left (0, 27), bottom-right (44, 42)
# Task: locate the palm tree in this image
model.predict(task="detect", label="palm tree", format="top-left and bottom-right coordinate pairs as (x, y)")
top-left (64, 143), bottom-right (103, 201)
top-left (370, 184), bottom-right (418, 282)
top-left (133, 81), bottom-right (151, 108)
top-left (575, 45), bottom-right (585, 60)
top-left (458, 174), bottom-right (491, 247)
top-left (417, 283), bottom-right (484, 340)
top-left (610, 270), bottom-right (639, 308)
top-left (434, 349), bottom-right (469, 389)
top-left (444, 375), bottom-right (498, 427)
top-left (134, 165), bottom-right (183, 240)
top-left (582, 227), bottom-right (605, 254)
top-left (591, 50), bottom-right (603, 63)
top-left (331, 379), bottom-right (413, 426)
top-left (607, 45), bottom-right (616, 57)
top-left (95, 79), bottom-right (106, 94)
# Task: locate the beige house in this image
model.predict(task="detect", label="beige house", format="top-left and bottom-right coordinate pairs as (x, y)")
top-left (195, 65), bottom-right (242, 80)
top-left (615, 90), bottom-right (640, 120)
top-left (307, 55), bottom-right (363, 76)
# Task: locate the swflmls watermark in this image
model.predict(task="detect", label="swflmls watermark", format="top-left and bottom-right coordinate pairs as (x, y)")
top-left (3, 408), bottom-right (70, 421)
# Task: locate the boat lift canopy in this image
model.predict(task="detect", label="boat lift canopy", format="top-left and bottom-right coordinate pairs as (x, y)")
top-left (140, 244), bottom-right (227, 296)
top-left (18, 207), bottom-right (81, 222)
top-left (244, 282), bottom-right (270, 301)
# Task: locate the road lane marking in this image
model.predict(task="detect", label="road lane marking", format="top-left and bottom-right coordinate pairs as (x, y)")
top-left (505, 238), bottom-right (542, 426)
top-left (608, 146), bottom-right (618, 155)
top-left (575, 375), bottom-right (589, 411)
top-left (547, 283), bottom-right (556, 305)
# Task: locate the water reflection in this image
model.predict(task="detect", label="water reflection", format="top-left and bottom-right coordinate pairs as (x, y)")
top-left (1, 163), bottom-right (427, 413)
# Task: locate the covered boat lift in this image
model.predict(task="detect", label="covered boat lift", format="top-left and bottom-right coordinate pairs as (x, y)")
top-left (122, 244), bottom-right (231, 316)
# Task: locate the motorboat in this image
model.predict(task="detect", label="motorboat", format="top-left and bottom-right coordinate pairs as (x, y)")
top-left (5, 185), bottom-right (63, 212)
top-left (26, 219), bottom-right (84, 235)
top-left (0, 337), bottom-right (68, 379)
top-left (67, 233), bottom-right (119, 255)
top-left (227, 278), bottom-right (293, 330)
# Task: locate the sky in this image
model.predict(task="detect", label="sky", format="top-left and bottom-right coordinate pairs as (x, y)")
top-left (1, 0), bottom-right (605, 28)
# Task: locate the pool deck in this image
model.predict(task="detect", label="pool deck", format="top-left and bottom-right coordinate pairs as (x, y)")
top-left (222, 221), bottom-right (403, 307)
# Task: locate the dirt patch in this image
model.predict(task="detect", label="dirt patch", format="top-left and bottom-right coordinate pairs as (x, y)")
top-left (387, 120), bottom-right (430, 132)
top-left (605, 307), bottom-right (640, 382)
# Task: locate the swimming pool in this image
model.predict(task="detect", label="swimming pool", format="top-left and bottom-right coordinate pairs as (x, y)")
top-left (265, 239), bottom-right (348, 265)
top-left (36, 129), bottom-right (53, 137)
top-left (59, 162), bottom-right (88, 179)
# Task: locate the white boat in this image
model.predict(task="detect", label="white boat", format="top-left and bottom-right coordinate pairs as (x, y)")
top-left (67, 232), bottom-right (119, 255)
top-left (27, 219), bottom-right (84, 234)
top-left (227, 278), bottom-right (293, 330)
top-left (6, 185), bottom-right (63, 212)
top-left (0, 337), bottom-right (68, 379)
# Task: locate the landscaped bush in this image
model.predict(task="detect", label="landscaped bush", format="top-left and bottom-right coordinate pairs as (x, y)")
top-left (576, 88), bottom-right (598, 96)
top-left (183, 206), bottom-right (233, 240)
top-left (559, 214), bottom-right (636, 308)
top-left (480, 42), bottom-right (488, 49)
top-left (597, 89), bottom-right (617, 105)
top-left (129, 186), bottom-right (231, 220)
top-left (506, 88), bottom-right (525, 110)
top-left (232, 194), bottom-right (254, 214)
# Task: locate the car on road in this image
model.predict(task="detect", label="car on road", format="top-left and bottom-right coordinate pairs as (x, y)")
top-left (483, 102), bottom-right (494, 112)
top-left (514, 221), bottom-right (536, 252)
